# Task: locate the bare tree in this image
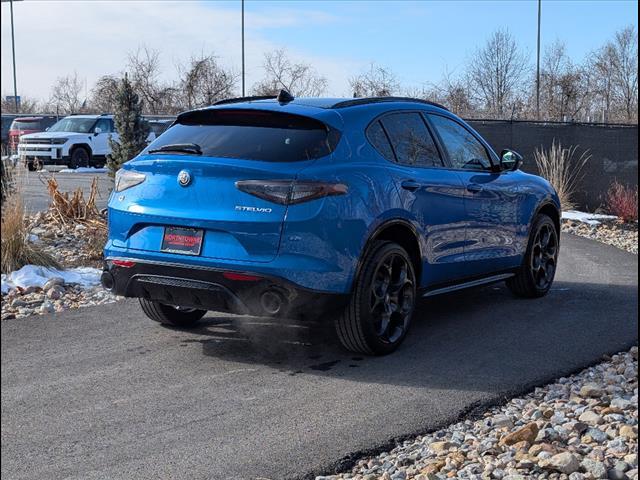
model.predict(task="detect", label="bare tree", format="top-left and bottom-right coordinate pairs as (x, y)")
top-left (252, 49), bottom-right (327, 97)
top-left (0, 95), bottom-right (41, 114)
top-left (610, 26), bottom-right (638, 122)
top-left (539, 41), bottom-right (592, 121)
top-left (49, 72), bottom-right (85, 114)
top-left (590, 43), bottom-right (617, 122)
top-left (178, 54), bottom-right (237, 109)
top-left (89, 75), bottom-right (120, 113)
top-left (422, 70), bottom-right (474, 117)
top-left (467, 29), bottom-right (529, 117)
top-left (127, 46), bottom-right (176, 114)
top-left (350, 63), bottom-right (400, 97)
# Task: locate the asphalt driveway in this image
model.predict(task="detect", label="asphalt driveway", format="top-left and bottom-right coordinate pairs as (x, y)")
top-left (1, 234), bottom-right (637, 480)
top-left (11, 167), bottom-right (113, 213)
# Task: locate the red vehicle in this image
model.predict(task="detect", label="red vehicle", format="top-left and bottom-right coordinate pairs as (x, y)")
top-left (8, 116), bottom-right (58, 154)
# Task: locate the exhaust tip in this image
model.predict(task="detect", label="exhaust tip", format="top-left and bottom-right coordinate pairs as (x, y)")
top-left (100, 271), bottom-right (115, 291)
top-left (260, 290), bottom-right (285, 316)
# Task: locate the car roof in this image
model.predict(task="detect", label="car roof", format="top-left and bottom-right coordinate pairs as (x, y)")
top-left (211, 96), bottom-right (448, 111)
top-left (65, 114), bottom-right (113, 119)
top-left (177, 96), bottom-right (450, 130)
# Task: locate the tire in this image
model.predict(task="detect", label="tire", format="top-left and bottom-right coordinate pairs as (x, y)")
top-left (507, 213), bottom-right (559, 298)
top-left (69, 147), bottom-right (90, 169)
top-left (335, 241), bottom-right (417, 355)
top-left (139, 298), bottom-right (206, 328)
top-left (27, 161), bottom-right (38, 172)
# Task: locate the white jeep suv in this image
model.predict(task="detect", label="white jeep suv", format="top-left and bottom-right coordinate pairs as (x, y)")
top-left (18, 114), bottom-right (119, 171)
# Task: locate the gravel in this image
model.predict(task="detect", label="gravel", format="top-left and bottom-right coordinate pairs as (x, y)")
top-left (320, 347), bottom-right (638, 480)
top-left (562, 220), bottom-right (638, 255)
top-left (1, 212), bottom-right (116, 320)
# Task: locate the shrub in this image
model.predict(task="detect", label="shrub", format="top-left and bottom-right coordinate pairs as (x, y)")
top-left (1, 194), bottom-right (60, 274)
top-left (606, 181), bottom-right (638, 222)
top-left (534, 140), bottom-right (590, 210)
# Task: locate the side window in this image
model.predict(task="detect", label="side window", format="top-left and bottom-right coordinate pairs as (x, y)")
top-left (380, 113), bottom-right (443, 167)
top-left (94, 118), bottom-right (112, 133)
top-left (366, 120), bottom-right (395, 162)
top-left (427, 115), bottom-right (492, 171)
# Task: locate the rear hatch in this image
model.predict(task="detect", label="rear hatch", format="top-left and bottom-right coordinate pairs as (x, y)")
top-left (111, 108), bottom-right (340, 263)
top-left (9, 117), bottom-right (43, 150)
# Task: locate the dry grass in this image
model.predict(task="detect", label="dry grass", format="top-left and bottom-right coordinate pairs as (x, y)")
top-left (534, 140), bottom-right (590, 210)
top-left (1, 157), bottom-right (14, 203)
top-left (46, 177), bottom-right (106, 230)
top-left (1, 194), bottom-right (61, 274)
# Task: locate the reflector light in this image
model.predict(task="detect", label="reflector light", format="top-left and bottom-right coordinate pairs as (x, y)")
top-left (222, 272), bottom-right (262, 282)
top-left (113, 260), bottom-right (136, 268)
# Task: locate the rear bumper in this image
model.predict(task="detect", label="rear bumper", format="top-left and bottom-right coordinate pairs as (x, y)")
top-left (102, 258), bottom-right (348, 320)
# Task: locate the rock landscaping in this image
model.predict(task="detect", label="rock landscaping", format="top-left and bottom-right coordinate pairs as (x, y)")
top-left (1, 210), bottom-right (117, 320)
top-left (562, 219), bottom-right (638, 255)
top-left (320, 347), bottom-right (638, 480)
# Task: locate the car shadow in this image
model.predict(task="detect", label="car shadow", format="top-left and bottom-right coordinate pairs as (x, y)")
top-left (177, 279), bottom-right (638, 391)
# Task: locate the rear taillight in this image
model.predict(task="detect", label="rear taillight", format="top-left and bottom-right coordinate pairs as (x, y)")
top-left (235, 180), bottom-right (347, 205)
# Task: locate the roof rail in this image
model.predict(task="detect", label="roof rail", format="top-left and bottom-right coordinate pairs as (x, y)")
top-left (331, 97), bottom-right (449, 111)
top-left (213, 95), bottom-right (277, 106)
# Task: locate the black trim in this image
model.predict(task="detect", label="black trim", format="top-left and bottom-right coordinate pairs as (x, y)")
top-left (213, 95), bottom-right (277, 106)
top-left (332, 97), bottom-right (449, 111)
top-left (102, 259), bottom-right (348, 320)
top-left (421, 271), bottom-right (516, 297)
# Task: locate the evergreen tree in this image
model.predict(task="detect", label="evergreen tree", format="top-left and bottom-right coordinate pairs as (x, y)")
top-left (107, 73), bottom-right (150, 175)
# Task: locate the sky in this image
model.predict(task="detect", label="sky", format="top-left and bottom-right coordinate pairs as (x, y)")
top-left (0, 0), bottom-right (637, 102)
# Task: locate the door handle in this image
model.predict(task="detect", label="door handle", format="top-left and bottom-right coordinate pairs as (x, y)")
top-left (466, 183), bottom-right (484, 193)
top-left (401, 180), bottom-right (421, 191)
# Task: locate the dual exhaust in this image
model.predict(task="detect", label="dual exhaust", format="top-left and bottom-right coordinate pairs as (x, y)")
top-left (101, 267), bottom-right (288, 317)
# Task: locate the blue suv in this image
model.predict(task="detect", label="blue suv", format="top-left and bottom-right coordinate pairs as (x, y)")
top-left (102, 92), bottom-right (561, 355)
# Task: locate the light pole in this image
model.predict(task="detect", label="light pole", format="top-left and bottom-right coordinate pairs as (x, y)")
top-left (536, 0), bottom-right (541, 120)
top-left (241, 0), bottom-right (245, 97)
top-left (2, 0), bottom-right (20, 112)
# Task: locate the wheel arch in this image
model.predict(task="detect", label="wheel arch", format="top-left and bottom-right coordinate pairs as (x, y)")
top-left (354, 218), bottom-right (423, 291)
top-left (535, 201), bottom-right (561, 238)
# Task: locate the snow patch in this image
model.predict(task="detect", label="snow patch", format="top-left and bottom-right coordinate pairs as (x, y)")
top-left (58, 167), bottom-right (108, 174)
top-left (1, 265), bottom-right (102, 294)
top-left (562, 210), bottom-right (618, 226)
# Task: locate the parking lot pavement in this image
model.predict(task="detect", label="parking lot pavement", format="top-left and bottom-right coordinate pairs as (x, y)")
top-left (11, 167), bottom-right (113, 213)
top-left (1, 234), bottom-right (638, 480)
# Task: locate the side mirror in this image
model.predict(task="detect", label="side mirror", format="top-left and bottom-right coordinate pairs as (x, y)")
top-left (45, 127), bottom-right (50, 131)
top-left (94, 127), bottom-right (102, 135)
top-left (500, 149), bottom-right (523, 171)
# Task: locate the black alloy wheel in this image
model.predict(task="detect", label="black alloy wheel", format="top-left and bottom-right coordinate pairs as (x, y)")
top-left (336, 241), bottom-right (417, 355)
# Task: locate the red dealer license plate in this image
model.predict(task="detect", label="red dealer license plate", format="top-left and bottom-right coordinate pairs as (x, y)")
top-left (161, 227), bottom-right (204, 256)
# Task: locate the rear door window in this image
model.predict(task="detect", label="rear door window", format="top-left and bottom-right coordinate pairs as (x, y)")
top-left (380, 113), bottom-right (443, 167)
top-left (144, 110), bottom-right (339, 162)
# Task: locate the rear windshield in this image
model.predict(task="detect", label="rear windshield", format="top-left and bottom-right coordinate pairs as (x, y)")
top-left (11, 119), bottom-right (43, 130)
top-left (142, 110), bottom-right (339, 162)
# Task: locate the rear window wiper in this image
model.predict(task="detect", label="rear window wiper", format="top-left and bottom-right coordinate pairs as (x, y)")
top-left (148, 143), bottom-right (202, 155)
